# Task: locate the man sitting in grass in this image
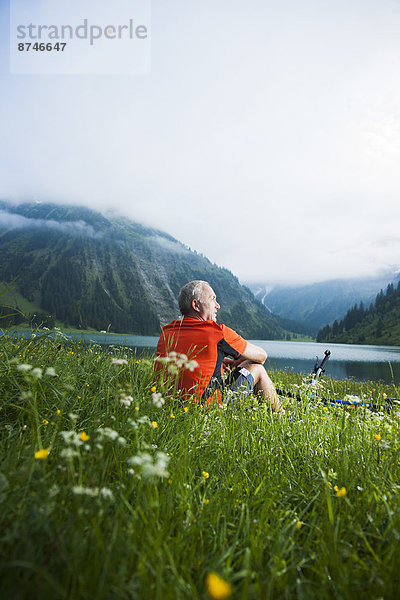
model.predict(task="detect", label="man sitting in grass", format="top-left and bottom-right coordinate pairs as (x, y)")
top-left (156, 280), bottom-right (283, 413)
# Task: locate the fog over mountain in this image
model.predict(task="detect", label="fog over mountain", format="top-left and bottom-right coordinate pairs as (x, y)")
top-left (247, 273), bottom-right (400, 331)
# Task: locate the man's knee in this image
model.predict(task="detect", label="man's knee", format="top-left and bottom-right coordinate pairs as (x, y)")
top-left (245, 362), bottom-right (266, 384)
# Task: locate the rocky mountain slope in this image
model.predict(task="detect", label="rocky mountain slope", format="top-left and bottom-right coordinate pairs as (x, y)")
top-left (0, 201), bottom-right (284, 339)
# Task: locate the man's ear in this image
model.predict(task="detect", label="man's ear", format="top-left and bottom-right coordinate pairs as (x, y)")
top-left (192, 298), bottom-right (200, 313)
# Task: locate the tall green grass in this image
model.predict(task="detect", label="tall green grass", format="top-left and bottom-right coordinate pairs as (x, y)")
top-left (1, 331), bottom-right (400, 599)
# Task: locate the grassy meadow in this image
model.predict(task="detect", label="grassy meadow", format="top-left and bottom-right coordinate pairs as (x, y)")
top-left (1, 331), bottom-right (400, 599)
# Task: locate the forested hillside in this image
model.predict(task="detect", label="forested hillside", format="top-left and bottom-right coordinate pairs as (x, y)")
top-left (0, 201), bottom-right (284, 339)
top-left (316, 282), bottom-right (400, 346)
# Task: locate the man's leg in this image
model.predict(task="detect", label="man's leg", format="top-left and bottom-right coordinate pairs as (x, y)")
top-left (240, 361), bottom-right (284, 413)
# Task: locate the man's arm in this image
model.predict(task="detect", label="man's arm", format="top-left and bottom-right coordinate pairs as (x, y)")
top-left (223, 342), bottom-right (267, 371)
top-left (241, 341), bottom-right (267, 364)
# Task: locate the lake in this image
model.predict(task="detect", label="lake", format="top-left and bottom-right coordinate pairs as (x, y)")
top-left (5, 330), bottom-right (400, 385)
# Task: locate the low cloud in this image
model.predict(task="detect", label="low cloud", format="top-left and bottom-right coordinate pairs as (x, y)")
top-left (151, 235), bottom-right (190, 255)
top-left (0, 210), bottom-right (100, 238)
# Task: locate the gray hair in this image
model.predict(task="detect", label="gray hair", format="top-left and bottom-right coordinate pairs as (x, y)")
top-left (178, 280), bottom-right (209, 316)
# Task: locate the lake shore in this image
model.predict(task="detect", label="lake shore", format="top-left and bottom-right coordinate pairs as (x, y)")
top-left (3, 328), bottom-right (400, 384)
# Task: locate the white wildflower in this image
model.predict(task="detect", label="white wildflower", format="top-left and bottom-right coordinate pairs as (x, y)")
top-left (96, 427), bottom-right (119, 440)
top-left (120, 394), bottom-right (133, 408)
top-left (96, 427), bottom-right (126, 445)
top-left (44, 367), bottom-right (57, 377)
top-left (128, 451), bottom-right (170, 479)
top-left (68, 413), bottom-right (78, 422)
top-left (17, 364), bottom-right (32, 372)
top-left (152, 392), bottom-right (165, 408)
top-left (30, 368), bottom-right (43, 379)
top-left (127, 416), bottom-right (151, 430)
top-left (185, 359), bottom-right (199, 372)
top-left (60, 448), bottom-right (79, 459)
top-left (155, 351), bottom-right (198, 373)
top-left (112, 358), bottom-right (128, 365)
top-left (49, 484), bottom-right (60, 497)
top-left (59, 431), bottom-right (83, 447)
top-left (128, 451), bottom-right (151, 475)
top-left (128, 468), bottom-right (135, 476)
top-left (72, 485), bottom-right (99, 497)
top-left (100, 487), bottom-right (114, 500)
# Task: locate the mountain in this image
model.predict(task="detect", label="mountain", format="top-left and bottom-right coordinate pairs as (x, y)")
top-left (316, 282), bottom-right (400, 346)
top-left (0, 201), bottom-right (284, 339)
top-left (247, 275), bottom-right (399, 332)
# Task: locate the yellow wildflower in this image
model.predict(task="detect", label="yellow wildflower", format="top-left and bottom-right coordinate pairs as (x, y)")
top-left (336, 487), bottom-right (347, 498)
top-left (334, 485), bottom-right (339, 492)
top-left (167, 479), bottom-right (172, 485)
top-left (80, 432), bottom-right (90, 442)
top-left (203, 499), bottom-right (210, 505)
top-left (296, 521), bottom-right (302, 529)
top-left (42, 419), bottom-right (49, 425)
top-left (56, 409), bottom-right (61, 415)
top-left (184, 406), bottom-right (189, 413)
top-left (203, 471), bottom-right (210, 479)
top-left (152, 421), bottom-right (158, 429)
top-left (205, 572), bottom-right (232, 600)
top-left (34, 448), bottom-right (49, 460)
top-left (151, 386), bottom-right (156, 393)
top-left (375, 434), bottom-right (381, 441)
top-left (170, 413), bottom-right (175, 419)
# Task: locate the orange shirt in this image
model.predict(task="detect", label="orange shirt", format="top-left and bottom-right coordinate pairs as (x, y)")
top-left (156, 318), bottom-right (247, 402)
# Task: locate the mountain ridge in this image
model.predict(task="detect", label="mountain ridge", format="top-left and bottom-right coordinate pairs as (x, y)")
top-left (247, 274), bottom-right (399, 332)
top-left (0, 200), bottom-right (284, 339)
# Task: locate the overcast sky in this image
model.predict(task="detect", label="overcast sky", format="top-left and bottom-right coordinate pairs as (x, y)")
top-left (1, 0), bottom-right (400, 285)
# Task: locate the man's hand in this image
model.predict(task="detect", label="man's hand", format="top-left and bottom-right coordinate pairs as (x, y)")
top-left (222, 356), bottom-right (245, 373)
